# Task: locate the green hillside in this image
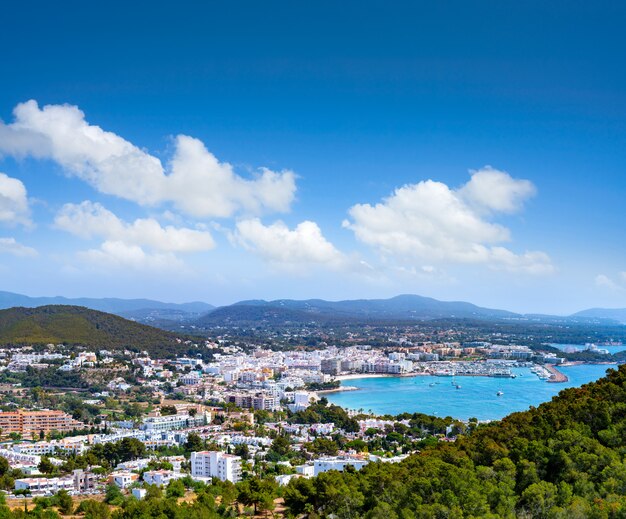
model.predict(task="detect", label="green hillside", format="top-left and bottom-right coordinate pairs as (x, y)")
top-left (0, 305), bottom-right (187, 356)
top-left (285, 364), bottom-right (626, 518)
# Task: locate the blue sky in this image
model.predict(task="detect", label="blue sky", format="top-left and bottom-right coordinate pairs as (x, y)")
top-left (1, 0), bottom-right (626, 313)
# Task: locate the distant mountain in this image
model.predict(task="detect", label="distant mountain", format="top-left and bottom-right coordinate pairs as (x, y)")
top-left (197, 304), bottom-right (318, 326)
top-left (196, 294), bottom-right (520, 326)
top-left (0, 291), bottom-right (213, 323)
top-left (0, 305), bottom-right (189, 357)
top-left (571, 308), bottom-right (626, 324)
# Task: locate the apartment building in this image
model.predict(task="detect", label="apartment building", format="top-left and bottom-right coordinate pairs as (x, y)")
top-left (225, 392), bottom-right (280, 411)
top-left (15, 476), bottom-right (74, 494)
top-left (0, 410), bottom-right (85, 438)
top-left (313, 456), bottom-right (370, 476)
top-left (320, 358), bottom-right (341, 375)
top-left (141, 413), bottom-right (206, 432)
top-left (73, 469), bottom-right (99, 492)
top-left (143, 470), bottom-right (184, 487)
top-left (13, 439), bottom-right (87, 456)
top-left (190, 451), bottom-right (242, 483)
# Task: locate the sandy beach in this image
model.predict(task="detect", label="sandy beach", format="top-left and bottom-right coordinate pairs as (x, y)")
top-left (335, 373), bottom-right (427, 381)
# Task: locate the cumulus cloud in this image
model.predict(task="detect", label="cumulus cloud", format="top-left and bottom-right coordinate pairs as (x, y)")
top-left (343, 169), bottom-right (553, 274)
top-left (0, 100), bottom-right (297, 218)
top-left (0, 172), bottom-right (30, 226)
top-left (55, 201), bottom-right (215, 253)
top-left (595, 273), bottom-right (626, 291)
top-left (595, 274), bottom-right (619, 290)
top-left (459, 166), bottom-right (536, 214)
top-left (0, 237), bottom-right (37, 257)
top-left (79, 241), bottom-right (183, 271)
top-left (233, 218), bottom-right (347, 270)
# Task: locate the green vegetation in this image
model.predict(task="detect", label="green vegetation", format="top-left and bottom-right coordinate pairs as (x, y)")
top-left (0, 305), bottom-right (201, 358)
top-left (289, 398), bottom-right (359, 432)
top-left (284, 364), bottom-right (626, 518)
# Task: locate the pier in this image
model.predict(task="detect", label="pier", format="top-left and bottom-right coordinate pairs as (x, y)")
top-left (545, 364), bottom-right (568, 383)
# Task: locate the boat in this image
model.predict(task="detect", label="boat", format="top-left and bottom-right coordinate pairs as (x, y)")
top-left (429, 382), bottom-right (435, 387)
top-left (455, 384), bottom-right (462, 389)
top-left (497, 390), bottom-right (504, 396)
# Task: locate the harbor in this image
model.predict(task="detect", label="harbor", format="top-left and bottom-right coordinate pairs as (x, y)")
top-left (326, 364), bottom-right (616, 421)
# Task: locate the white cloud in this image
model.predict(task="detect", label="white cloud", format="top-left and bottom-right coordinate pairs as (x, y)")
top-left (0, 172), bottom-right (30, 226)
top-left (233, 218), bottom-right (347, 270)
top-left (0, 100), bottom-right (297, 218)
top-left (343, 169), bottom-right (553, 274)
top-left (595, 274), bottom-right (618, 289)
top-left (0, 237), bottom-right (37, 257)
top-left (55, 201), bottom-right (215, 253)
top-left (79, 241), bottom-right (183, 272)
top-left (595, 273), bottom-right (626, 291)
top-left (459, 166), bottom-right (536, 214)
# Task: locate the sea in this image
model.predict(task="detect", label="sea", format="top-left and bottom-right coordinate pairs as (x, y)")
top-left (325, 363), bottom-right (619, 421)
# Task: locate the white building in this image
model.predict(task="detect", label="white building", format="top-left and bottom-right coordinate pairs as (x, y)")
top-left (190, 451), bottom-right (242, 483)
top-left (313, 457), bottom-right (370, 476)
top-left (141, 413), bottom-right (206, 432)
top-left (143, 470), bottom-right (185, 487)
top-left (15, 476), bottom-right (74, 494)
top-left (111, 471), bottom-right (139, 489)
top-left (13, 440), bottom-right (87, 456)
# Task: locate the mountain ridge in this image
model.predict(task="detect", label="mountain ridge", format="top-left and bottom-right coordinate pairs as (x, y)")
top-left (1, 290), bottom-right (625, 326)
top-left (0, 291), bottom-right (213, 321)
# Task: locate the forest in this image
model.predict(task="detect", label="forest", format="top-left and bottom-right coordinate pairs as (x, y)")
top-left (283, 364), bottom-right (626, 518)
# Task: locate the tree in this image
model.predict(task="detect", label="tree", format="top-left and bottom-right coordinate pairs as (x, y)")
top-left (270, 435), bottom-right (290, 457)
top-left (55, 489), bottom-right (73, 515)
top-left (166, 479), bottom-right (185, 498)
top-left (38, 456), bottom-right (56, 475)
top-left (104, 483), bottom-right (124, 506)
top-left (237, 478), bottom-right (278, 515)
top-left (75, 499), bottom-right (111, 519)
top-left (145, 484), bottom-right (163, 500)
top-left (185, 432), bottom-right (204, 452)
top-left (234, 444), bottom-right (250, 460)
top-left (0, 457), bottom-right (9, 476)
top-left (160, 405), bottom-right (177, 416)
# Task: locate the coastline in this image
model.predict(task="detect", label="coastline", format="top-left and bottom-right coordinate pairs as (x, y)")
top-left (561, 361), bottom-right (618, 367)
top-left (335, 373), bottom-right (427, 381)
top-left (316, 385), bottom-right (359, 394)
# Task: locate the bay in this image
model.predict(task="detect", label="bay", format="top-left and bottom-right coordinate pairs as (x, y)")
top-left (325, 364), bottom-right (618, 421)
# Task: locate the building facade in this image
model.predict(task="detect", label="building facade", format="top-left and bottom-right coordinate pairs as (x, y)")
top-left (190, 451), bottom-right (242, 483)
top-left (0, 410), bottom-right (85, 438)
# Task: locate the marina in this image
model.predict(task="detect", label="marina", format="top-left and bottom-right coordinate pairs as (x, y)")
top-left (326, 363), bottom-right (618, 421)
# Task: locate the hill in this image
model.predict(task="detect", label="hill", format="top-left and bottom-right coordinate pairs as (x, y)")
top-left (285, 364), bottom-right (626, 517)
top-left (572, 307), bottom-right (626, 324)
top-left (0, 305), bottom-right (191, 357)
top-left (197, 294), bottom-right (520, 326)
top-left (0, 291), bottom-right (213, 322)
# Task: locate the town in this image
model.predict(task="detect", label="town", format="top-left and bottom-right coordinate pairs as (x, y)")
top-left (0, 332), bottom-right (571, 513)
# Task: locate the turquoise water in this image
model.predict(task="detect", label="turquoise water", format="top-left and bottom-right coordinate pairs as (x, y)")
top-left (550, 343), bottom-right (626, 354)
top-left (326, 364), bottom-right (619, 421)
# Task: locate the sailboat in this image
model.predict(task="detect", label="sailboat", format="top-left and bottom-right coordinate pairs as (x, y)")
top-left (497, 390), bottom-right (504, 396)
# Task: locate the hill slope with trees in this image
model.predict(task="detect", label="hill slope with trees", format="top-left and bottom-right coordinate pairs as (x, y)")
top-left (284, 364), bottom-right (626, 518)
top-left (0, 305), bottom-right (189, 357)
